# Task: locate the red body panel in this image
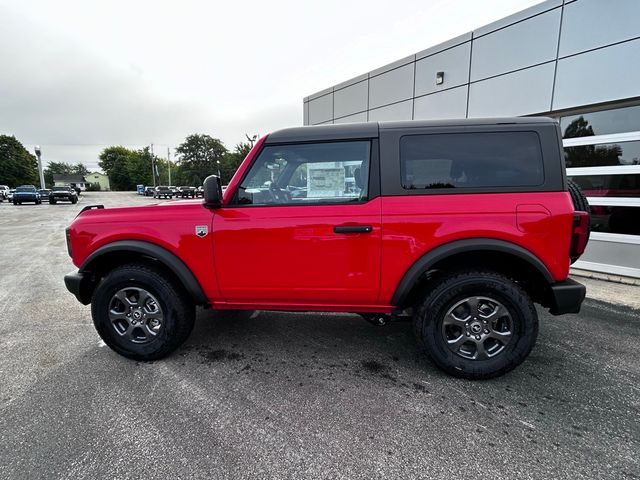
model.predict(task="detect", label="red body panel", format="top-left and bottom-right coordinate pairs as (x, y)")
top-left (212, 198), bottom-right (382, 307)
top-left (67, 135), bottom-right (576, 313)
top-left (378, 192), bottom-right (574, 304)
top-left (69, 202), bottom-right (220, 301)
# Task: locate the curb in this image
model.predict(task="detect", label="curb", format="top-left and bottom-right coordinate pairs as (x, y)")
top-left (570, 268), bottom-right (640, 287)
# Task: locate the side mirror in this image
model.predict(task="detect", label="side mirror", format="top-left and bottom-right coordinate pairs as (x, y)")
top-left (203, 175), bottom-right (222, 209)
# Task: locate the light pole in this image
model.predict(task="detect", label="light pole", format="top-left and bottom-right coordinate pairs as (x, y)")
top-left (167, 147), bottom-right (172, 186)
top-left (216, 160), bottom-right (221, 182)
top-left (34, 146), bottom-right (45, 189)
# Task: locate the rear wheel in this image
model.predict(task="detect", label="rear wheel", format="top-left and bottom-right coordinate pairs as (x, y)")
top-left (414, 270), bottom-right (538, 380)
top-left (91, 264), bottom-right (195, 360)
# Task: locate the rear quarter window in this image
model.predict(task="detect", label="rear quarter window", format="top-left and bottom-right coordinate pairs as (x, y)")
top-left (400, 131), bottom-right (544, 190)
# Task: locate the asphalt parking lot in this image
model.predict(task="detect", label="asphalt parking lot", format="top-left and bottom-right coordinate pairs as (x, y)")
top-left (0, 192), bottom-right (638, 480)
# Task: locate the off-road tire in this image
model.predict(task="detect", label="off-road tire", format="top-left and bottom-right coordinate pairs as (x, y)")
top-left (91, 263), bottom-right (195, 360)
top-left (567, 178), bottom-right (591, 258)
top-left (567, 179), bottom-right (590, 214)
top-left (413, 270), bottom-right (538, 380)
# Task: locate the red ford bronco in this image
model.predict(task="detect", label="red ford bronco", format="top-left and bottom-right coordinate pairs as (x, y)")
top-left (64, 118), bottom-right (590, 379)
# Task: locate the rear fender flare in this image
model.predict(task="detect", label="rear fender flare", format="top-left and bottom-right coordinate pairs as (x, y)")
top-left (391, 238), bottom-right (554, 307)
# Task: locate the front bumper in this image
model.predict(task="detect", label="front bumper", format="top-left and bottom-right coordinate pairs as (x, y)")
top-left (64, 271), bottom-right (92, 305)
top-left (549, 278), bottom-right (586, 315)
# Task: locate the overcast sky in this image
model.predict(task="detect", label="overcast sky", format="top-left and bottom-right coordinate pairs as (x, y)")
top-left (0, 0), bottom-right (543, 171)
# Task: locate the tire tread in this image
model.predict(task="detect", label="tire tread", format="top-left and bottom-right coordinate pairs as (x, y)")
top-left (414, 270), bottom-right (538, 380)
top-left (91, 263), bottom-right (195, 361)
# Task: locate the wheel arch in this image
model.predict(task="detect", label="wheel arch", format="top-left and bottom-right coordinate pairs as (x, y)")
top-left (391, 238), bottom-right (554, 309)
top-left (78, 240), bottom-right (208, 306)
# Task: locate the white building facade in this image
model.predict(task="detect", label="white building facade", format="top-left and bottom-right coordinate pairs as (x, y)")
top-left (304, 0), bottom-right (640, 278)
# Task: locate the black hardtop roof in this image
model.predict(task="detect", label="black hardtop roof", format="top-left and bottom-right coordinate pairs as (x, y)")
top-left (264, 117), bottom-right (556, 144)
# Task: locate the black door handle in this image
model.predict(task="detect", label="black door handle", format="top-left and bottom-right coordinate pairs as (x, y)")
top-left (333, 225), bottom-right (373, 234)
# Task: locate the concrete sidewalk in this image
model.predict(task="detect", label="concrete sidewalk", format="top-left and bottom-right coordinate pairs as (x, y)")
top-left (571, 271), bottom-right (640, 311)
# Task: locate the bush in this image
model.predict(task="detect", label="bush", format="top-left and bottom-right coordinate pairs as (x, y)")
top-left (86, 182), bottom-right (101, 192)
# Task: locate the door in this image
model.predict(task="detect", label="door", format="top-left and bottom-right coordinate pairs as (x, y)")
top-left (213, 140), bottom-right (381, 307)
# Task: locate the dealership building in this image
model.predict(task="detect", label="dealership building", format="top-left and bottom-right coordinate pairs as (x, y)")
top-left (303, 0), bottom-right (640, 278)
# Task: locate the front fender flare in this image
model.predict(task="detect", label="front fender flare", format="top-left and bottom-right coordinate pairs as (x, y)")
top-left (80, 240), bottom-right (208, 305)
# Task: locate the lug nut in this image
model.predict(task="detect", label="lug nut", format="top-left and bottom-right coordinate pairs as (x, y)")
top-left (466, 332), bottom-right (470, 337)
top-left (475, 335), bottom-right (481, 340)
top-left (484, 329), bottom-right (489, 334)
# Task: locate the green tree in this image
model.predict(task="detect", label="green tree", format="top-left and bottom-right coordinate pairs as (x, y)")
top-left (127, 147), bottom-right (154, 189)
top-left (98, 145), bottom-right (165, 190)
top-left (175, 134), bottom-right (227, 185)
top-left (72, 163), bottom-right (90, 176)
top-left (44, 161), bottom-right (72, 187)
top-left (0, 135), bottom-right (38, 187)
top-left (99, 146), bottom-right (137, 191)
top-left (218, 141), bottom-right (252, 184)
top-left (43, 161), bottom-right (90, 187)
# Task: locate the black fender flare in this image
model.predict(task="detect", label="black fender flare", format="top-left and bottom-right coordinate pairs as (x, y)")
top-left (80, 240), bottom-right (208, 305)
top-left (391, 238), bottom-right (554, 307)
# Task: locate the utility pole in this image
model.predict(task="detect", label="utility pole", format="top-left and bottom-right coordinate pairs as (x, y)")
top-left (167, 147), bottom-right (172, 186)
top-left (34, 146), bottom-right (45, 189)
top-left (150, 143), bottom-right (156, 187)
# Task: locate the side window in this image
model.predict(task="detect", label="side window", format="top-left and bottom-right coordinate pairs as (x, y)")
top-left (400, 132), bottom-right (544, 189)
top-left (235, 141), bottom-right (371, 205)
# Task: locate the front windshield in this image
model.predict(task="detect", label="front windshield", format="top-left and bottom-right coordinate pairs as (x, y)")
top-left (16, 187), bottom-right (35, 192)
top-left (52, 187), bottom-right (68, 191)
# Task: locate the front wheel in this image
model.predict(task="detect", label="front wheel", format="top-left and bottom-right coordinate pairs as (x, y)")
top-left (414, 270), bottom-right (538, 380)
top-left (91, 264), bottom-right (195, 360)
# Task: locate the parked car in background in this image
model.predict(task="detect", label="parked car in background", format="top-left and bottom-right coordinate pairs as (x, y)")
top-left (177, 186), bottom-right (196, 198)
top-left (0, 185), bottom-right (9, 201)
top-left (39, 189), bottom-right (51, 202)
top-left (7, 189), bottom-right (15, 201)
top-left (153, 186), bottom-right (173, 199)
top-left (144, 187), bottom-right (155, 197)
top-left (13, 185), bottom-right (41, 205)
top-left (195, 186), bottom-right (204, 198)
top-left (50, 186), bottom-right (78, 204)
top-left (170, 186), bottom-right (179, 195)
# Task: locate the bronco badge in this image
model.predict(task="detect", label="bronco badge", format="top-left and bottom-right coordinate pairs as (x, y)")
top-left (195, 225), bottom-right (208, 238)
